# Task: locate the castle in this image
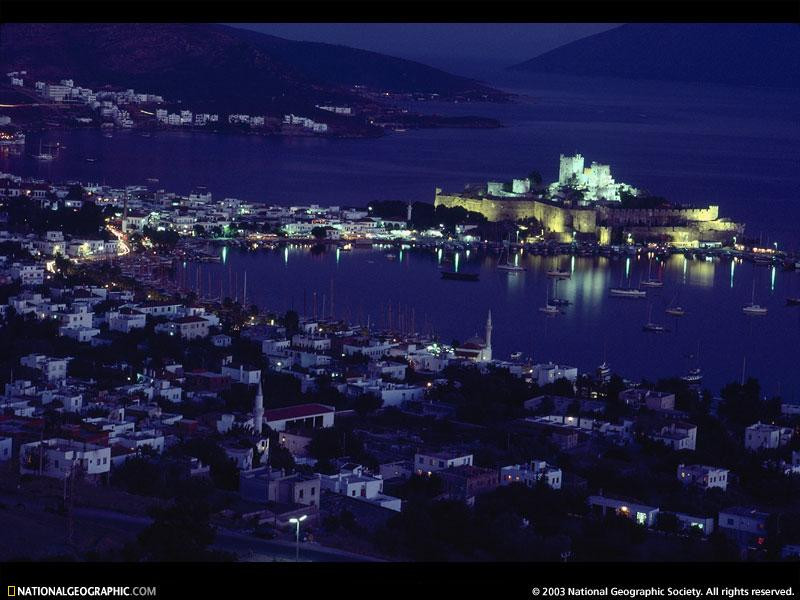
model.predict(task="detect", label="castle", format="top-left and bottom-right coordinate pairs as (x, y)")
top-left (434, 154), bottom-right (744, 248)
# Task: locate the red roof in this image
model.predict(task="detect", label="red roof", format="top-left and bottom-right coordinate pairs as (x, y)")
top-left (265, 403), bottom-right (335, 422)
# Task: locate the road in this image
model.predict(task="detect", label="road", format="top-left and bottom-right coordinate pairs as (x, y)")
top-left (0, 491), bottom-right (378, 562)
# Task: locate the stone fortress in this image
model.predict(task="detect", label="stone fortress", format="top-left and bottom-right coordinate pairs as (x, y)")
top-left (434, 153), bottom-right (744, 247)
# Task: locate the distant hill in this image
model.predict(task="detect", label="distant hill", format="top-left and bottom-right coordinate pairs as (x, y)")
top-left (511, 24), bottom-right (800, 90)
top-left (0, 23), bottom-right (505, 115)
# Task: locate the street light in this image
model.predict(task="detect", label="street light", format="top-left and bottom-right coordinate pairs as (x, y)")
top-left (289, 515), bottom-right (307, 562)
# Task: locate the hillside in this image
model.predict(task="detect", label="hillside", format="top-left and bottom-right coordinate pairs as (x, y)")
top-left (0, 23), bottom-right (505, 116)
top-left (511, 23), bottom-right (800, 90)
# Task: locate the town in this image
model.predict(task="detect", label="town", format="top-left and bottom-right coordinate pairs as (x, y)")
top-left (0, 164), bottom-right (798, 563)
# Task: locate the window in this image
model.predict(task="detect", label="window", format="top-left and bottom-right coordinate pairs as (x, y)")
top-left (311, 487), bottom-right (315, 496)
top-left (299, 489), bottom-right (304, 499)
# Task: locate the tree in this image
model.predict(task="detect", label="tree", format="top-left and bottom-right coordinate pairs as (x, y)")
top-left (353, 393), bottom-right (382, 416)
top-left (137, 499), bottom-right (216, 561)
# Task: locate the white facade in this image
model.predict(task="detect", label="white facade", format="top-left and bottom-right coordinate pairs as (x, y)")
top-left (500, 460), bottom-right (562, 490)
top-left (19, 438), bottom-right (111, 479)
top-left (744, 422), bottom-right (793, 451)
top-left (319, 464), bottom-right (402, 511)
top-left (677, 464), bottom-right (729, 491)
top-left (415, 451), bottom-right (473, 475)
top-left (532, 363), bottom-right (578, 387)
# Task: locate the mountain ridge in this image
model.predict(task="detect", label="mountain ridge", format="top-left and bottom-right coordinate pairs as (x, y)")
top-left (0, 23), bottom-right (506, 115)
top-left (511, 24), bottom-right (800, 90)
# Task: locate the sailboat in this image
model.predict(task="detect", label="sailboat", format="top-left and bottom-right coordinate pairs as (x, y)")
top-left (681, 342), bottom-right (703, 384)
top-left (539, 281), bottom-right (561, 315)
top-left (497, 235), bottom-right (525, 272)
top-left (546, 259), bottom-right (571, 278)
top-left (34, 140), bottom-right (54, 161)
top-left (665, 292), bottom-right (685, 316)
top-left (640, 259), bottom-right (664, 288)
top-left (643, 303), bottom-right (669, 332)
top-left (551, 278), bottom-right (570, 306)
top-left (742, 280), bottom-right (768, 315)
top-left (610, 268), bottom-right (646, 298)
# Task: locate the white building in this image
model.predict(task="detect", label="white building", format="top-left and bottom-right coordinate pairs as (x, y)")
top-left (500, 460), bottom-right (562, 490)
top-left (650, 421), bottom-right (697, 451)
top-left (20, 354), bottom-right (71, 383)
top-left (744, 422), bottom-right (793, 451)
top-left (415, 451), bottom-right (473, 476)
top-left (19, 438), bottom-right (111, 479)
top-left (531, 362), bottom-right (578, 387)
top-left (154, 316), bottom-right (210, 340)
top-left (108, 308), bottom-right (147, 333)
top-left (319, 463), bottom-right (402, 511)
top-left (677, 464), bottom-right (729, 491)
top-left (222, 364), bottom-right (261, 385)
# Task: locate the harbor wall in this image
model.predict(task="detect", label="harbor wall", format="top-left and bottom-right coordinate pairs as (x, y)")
top-left (435, 189), bottom-right (743, 246)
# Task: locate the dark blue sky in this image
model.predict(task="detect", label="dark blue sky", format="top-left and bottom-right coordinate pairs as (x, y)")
top-left (228, 23), bottom-right (621, 78)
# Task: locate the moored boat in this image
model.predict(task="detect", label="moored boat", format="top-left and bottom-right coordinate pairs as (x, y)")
top-left (610, 287), bottom-right (646, 298)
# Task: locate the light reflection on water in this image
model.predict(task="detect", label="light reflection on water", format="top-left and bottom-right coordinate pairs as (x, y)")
top-left (182, 247), bottom-right (800, 398)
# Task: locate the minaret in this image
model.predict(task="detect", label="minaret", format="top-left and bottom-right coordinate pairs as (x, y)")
top-left (253, 381), bottom-right (264, 435)
top-left (484, 310), bottom-right (493, 362)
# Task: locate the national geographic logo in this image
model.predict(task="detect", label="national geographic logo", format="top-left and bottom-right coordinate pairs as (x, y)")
top-left (5, 587), bottom-right (157, 598)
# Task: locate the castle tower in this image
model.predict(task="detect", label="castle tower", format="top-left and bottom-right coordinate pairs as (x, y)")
top-left (253, 381), bottom-right (264, 435)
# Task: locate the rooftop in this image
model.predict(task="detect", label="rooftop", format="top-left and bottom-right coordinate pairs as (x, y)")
top-left (265, 403), bottom-right (335, 422)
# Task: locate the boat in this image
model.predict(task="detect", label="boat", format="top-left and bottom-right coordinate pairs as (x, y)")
top-left (386, 253), bottom-right (397, 260)
top-left (742, 280), bottom-right (768, 315)
top-left (640, 259), bottom-right (664, 287)
top-left (610, 287), bottom-right (646, 298)
top-left (643, 304), bottom-right (669, 332)
top-left (539, 304), bottom-right (561, 315)
top-left (546, 270), bottom-right (570, 279)
top-left (497, 235), bottom-right (525, 272)
top-left (441, 271), bottom-right (479, 282)
top-left (497, 263), bottom-right (525, 272)
top-left (510, 351), bottom-right (523, 361)
top-left (682, 368), bottom-right (703, 384)
top-left (550, 278), bottom-right (570, 306)
top-left (641, 279), bottom-right (664, 288)
top-left (339, 243), bottom-right (352, 251)
top-left (743, 304), bottom-right (768, 315)
top-left (681, 342), bottom-right (703, 384)
top-left (85, 157), bottom-right (97, 163)
top-left (540, 281), bottom-right (562, 315)
top-left (665, 307), bottom-right (686, 316)
top-left (787, 297), bottom-right (800, 306)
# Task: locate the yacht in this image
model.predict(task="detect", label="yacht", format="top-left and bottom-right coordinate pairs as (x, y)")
top-left (643, 305), bottom-right (669, 332)
top-left (787, 297), bottom-right (800, 306)
top-left (539, 304), bottom-right (561, 315)
top-left (610, 287), bottom-right (646, 298)
top-left (640, 260), bottom-right (663, 287)
top-left (665, 306), bottom-right (686, 316)
top-left (682, 368), bottom-right (703, 384)
top-left (742, 304), bottom-right (768, 316)
top-left (742, 280), bottom-right (768, 315)
top-left (546, 269), bottom-right (571, 279)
